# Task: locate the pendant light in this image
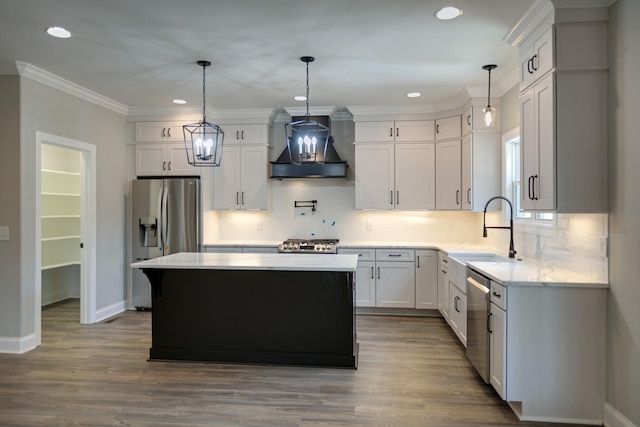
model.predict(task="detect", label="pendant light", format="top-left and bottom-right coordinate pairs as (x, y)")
top-left (482, 64), bottom-right (497, 127)
top-left (284, 56), bottom-right (330, 165)
top-left (183, 60), bottom-right (224, 167)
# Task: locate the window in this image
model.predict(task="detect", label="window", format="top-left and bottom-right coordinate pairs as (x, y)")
top-left (504, 130), bottom-right (553, 223)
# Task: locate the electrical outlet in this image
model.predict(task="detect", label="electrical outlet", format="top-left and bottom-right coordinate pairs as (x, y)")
top-left (366, 221), bottom-right (373, 231)
top-left (256, 221), bottom-right (263, 231)
top-left (0, 226), bottom-right (8, 241)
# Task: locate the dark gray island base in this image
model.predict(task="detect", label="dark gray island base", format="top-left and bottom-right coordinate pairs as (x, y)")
top-left (141, 268), bottom-right (357, 368)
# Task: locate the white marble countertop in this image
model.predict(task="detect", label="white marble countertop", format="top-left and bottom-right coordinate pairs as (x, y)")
top-left (131, 252), bottom-right (359, 272)
top-left (467, 260), bottom-right (609, 288)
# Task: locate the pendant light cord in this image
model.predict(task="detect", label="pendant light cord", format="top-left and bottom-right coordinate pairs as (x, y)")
top-left (305, 60), bottom-right (310, 120)
top-left (202, 63), bottom-right (207, 122)
top-left (486, 67), bottom-right (492, 109)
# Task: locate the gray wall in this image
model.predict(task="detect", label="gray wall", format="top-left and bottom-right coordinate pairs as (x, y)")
top-left (0, 75), bottom-right (21, 337)
top-left (500, 84), bottom-right (519, 134)
top-left (0, 73), bottom-right (128, 342)
top-left (607, 0), bottom-right (640, 424)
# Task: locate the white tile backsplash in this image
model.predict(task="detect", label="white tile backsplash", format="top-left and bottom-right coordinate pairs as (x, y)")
top-left (204, 180), bottom-right (608, 282)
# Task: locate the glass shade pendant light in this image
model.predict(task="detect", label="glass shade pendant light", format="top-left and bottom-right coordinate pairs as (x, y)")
top-left (482, 64), bottom-right (497, 127)
top-left (183, 60), bottom-right (224, 167)
top-left (284, 56), bottom-right (330, 165)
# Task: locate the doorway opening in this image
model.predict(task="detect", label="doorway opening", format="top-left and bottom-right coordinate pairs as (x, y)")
top-left (35, 132), bottom-right (97, 346)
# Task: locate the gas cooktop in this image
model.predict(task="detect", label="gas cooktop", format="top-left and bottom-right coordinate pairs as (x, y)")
top-left (278, 239), bottom-right (339, 254)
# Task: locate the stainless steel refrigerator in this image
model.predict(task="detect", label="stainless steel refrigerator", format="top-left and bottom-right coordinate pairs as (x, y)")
top-left (131, 178), bottom-right (200, 309)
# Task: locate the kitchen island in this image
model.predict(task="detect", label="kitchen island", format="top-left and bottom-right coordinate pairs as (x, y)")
top-left (131, 252), bottom-right (359, 368)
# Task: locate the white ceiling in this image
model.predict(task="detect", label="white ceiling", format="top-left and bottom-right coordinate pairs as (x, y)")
top-left (0, 0), bottom-right (536, 114)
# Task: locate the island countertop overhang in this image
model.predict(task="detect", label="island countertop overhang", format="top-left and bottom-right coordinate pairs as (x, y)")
top-left (131, 252), bottom-right (359, 272)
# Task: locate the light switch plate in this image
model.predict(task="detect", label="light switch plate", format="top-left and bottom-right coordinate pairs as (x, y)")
top-left (0, 226), bottom-right (9, 241)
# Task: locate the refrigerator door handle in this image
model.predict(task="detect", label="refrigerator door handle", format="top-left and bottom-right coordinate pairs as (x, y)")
top-left (156, 186), bottom-right (164, 251)
top-left (162, 185), bottom-right (169, 252)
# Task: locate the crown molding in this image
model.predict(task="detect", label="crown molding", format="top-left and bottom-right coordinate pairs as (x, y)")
top-left (551, 0), bottom-right (613, 7)
top-left (504, 0), bottom-right (554, 47)
top-left (210, 108), bottom-right (276, 125)
top-left (15, 61), bottom-right (128, 115)
top-left (284, 106), bottom-right (337, 117)
top-left (127, 105), bottom-right (202, 117)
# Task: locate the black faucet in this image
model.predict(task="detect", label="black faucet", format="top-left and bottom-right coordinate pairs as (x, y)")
top-left (483, 196), bottom-right (517, 259)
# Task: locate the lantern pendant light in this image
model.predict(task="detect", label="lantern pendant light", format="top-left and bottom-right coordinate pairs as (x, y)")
top-left (482, 64), bottom-right (497, 127)
top-left (183, 60), bottom-right (224, 167)
top-left (284, 56), bottom-right (330, 165)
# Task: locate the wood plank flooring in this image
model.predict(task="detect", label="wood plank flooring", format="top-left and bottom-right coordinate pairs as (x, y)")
top-left (0, 300), bottom-right (589, 427)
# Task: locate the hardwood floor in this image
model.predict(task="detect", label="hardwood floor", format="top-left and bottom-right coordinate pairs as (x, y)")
top-left (0, 300), bottom-right (588, 427)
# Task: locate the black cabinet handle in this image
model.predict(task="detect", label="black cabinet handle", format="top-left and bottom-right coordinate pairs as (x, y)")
top-left (162, 127), bottom-right (167, 138)
top-left (236, 192), bottom-right (240, 205)
top-left (466, 115), bottom-right (471, 126)
top-left (417, 256), bottom-right (420, 268)
top-left (454, 296), bottom-right (459, 312)
top-left (167, 127), bottom-right (171, 138)
top-left (396, 127), bottom-right (399, 138)
top-left (388, 254), bottom-right (402, 258)
top-left (162, 161), bottom-right (166, 171)
top-left (389, 127), bottom-right (393, 138)
top-left (533, 175), bottom-right (539, 200)
top-left (241, 130), bottom-right (245, 140)
top-left (371, 266), bottom-right (374, 279)
top-left (241, 191), bottom-right (245, 205)
top-left (528, 175), bottom-right (534, 200)
top-left (377, 267), bottom-right (381, 280)
top-left (456, 190), bottom-right (460, 205)
top-left (492, 291), bottom-right (501, 298)
top-left (390, 191), bottom-right (394, 205)
top-left (467, 188), bottom-right (471, 204)
top-left (236, 130), bottom-right (240, 140)
top-left (531, 54), bottom-right (538, 71)
top-left (396, 191), bottom-right (400, 205)
top-left (168, 161), bottom-right (172, 171)
top-left (436, 124), bottom-right (440, 134)
top-left (487, 312), bottom-right (493, 333)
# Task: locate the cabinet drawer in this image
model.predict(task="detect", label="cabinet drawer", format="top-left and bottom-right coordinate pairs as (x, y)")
top-left (490, 281), bottom-right (506, 310)
top-left (338, 248), bottom-right (375, 261)
top-left (376, 249), bottom-right (415, 262)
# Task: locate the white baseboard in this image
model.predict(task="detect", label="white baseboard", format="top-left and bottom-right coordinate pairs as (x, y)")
top-left (0, 333), bottom-right (38, 354)
top-left (95, 300), bottom-right (126, 323)
top-left (604, 403), bottom-right (637, 427)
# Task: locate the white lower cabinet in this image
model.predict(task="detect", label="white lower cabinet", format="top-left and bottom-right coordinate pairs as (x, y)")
top-left (338, 248), bottom-right (415, 308)
top-left (415, 250), bottom-right (438, 310)
top-left (490, 301), bottom-right (506, 399)
top-left (437, 252), bottom-right (450, 322)
top-left (448, 283), bottom-right (467, 347)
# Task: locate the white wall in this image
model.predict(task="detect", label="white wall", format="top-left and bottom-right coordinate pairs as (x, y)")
top-left (607, 0), bottom-right (640, 425)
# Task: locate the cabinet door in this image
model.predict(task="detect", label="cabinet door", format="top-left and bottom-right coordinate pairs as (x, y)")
top-left (435, 116), bottom-right (462, 140)
top-left (461, 134), bottom-right (472, 210)
top-left (135, 144), bottom-right (166, 176)
top-left (438, 255), bottom-right (450, 321)
top-left (213, 146), bottom-right (242, 209)
top-left (355, 121), bottom-right (395, 142)
top-left (135, 122), bottom-right (184, 142)
top-left (534, 73), bottom-right (555, 210)
top-left (462, 106), bottom-right (473, 136)
top-left (240, 146), bottom-right (269, 210)
top-left (376, 262), bottom-right (415, 308)
top-left (355, 261), bottom-right (376, 307)
top-left (449, 284), bottom-right (467, 347)
top-left (435, 139), bottom-right (462, 210)
top-left (395, 143), bottom-right (435, 210)
top-left (395, 120), bottom-right (435, 142)
top-left (490, 303), bottom-right (507, 399)
top-left (355, 144), bottom-right (395, 209)
top-left (415, 250), bottom-right (437, 310)
top-left (222, 124), bottom-right (268, 144)
top-left (520, 87), bottom-right (537, 210)
top-left (166, 144), bottom-right (200, 176)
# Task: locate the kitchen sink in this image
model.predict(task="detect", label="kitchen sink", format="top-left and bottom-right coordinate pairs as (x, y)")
top-left (447, 253), bottom-right (510, 293)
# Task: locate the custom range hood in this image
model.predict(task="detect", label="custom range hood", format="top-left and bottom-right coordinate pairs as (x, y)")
top-left (270, 115), bottom-right (348, 179)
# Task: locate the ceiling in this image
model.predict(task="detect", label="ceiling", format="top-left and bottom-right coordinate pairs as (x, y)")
top-left (0, 0), bottom-right (536, 114)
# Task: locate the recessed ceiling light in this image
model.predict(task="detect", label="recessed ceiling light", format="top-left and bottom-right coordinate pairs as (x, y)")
top-left (46, 26), bottom-right (71, 39)
top-left (407, 92), bottom-right (422, 98)
top-left (172, 99), bottom-right (187, 105)
top-left (293, 95), bottom-right (307, 101)
top-left (434, 6), bottom-right (463, 21)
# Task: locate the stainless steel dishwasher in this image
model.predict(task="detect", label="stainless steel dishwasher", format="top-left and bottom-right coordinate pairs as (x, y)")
top-left (466, 267), bottom-right (491, 383)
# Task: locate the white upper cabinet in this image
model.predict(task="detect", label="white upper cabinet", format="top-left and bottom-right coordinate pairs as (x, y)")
top-left (461, 132), bottom-right (501, 211)
top-left (517, 10), bottom-right (608, 212)
top-left (135, 121), bottom-right (185, 143)
top-left (212, 145), bottom-right (269, 210)
top-left (519, 27), bottom-right (554, 91)
top-left (355, 120), bottom-right (434, 142)
top-left (462, 106), bottom-right (473, 136)
top-left (221, 124), bottom-right (268, 145)
top-left (435, 139), bottom-right (462, 210)
top-left (355, 142), bottom-right (435, 210)
top-left (135, 143), bottom-right (199, 177)
top-left (435, 115), bottom-right (461, 141)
